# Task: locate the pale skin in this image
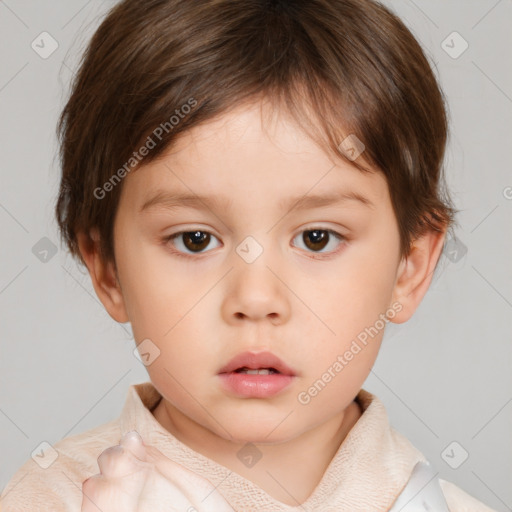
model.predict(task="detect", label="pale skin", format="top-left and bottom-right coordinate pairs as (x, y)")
top-left (78, 98), bottom-right (446, 509)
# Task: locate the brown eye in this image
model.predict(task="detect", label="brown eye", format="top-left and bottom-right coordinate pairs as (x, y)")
top-left (168, 230), bottom-right (220, 255)
top-left (303, 229), bottom-right (328, 251)
top-left (182, 231), bottom-right (210, 252)
top-left (293, 228), bottom-right (344, 256)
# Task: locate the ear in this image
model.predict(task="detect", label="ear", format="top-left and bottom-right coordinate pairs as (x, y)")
top-left (76, 228), bottom-right (129, 323)
top-left (390, 227), bottom-right (446, 324)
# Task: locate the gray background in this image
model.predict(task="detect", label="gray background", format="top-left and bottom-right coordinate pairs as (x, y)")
top-left (0, 0), bottom-right (511, 510)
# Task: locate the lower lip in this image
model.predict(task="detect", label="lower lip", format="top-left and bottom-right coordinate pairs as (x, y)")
top-left (218, 372), bottom-right (294, 398)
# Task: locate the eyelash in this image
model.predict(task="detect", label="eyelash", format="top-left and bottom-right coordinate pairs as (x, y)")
top-left (163, 227), bottom-right (347, 260)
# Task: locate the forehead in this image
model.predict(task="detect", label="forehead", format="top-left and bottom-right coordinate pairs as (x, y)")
top-left (121, 101), bottom-right (390, 212)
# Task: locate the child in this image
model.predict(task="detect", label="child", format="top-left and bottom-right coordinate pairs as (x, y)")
top-left (0, 0), bottom-right (498, 510)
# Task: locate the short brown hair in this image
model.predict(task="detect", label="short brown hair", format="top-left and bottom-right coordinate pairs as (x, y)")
top-left (55, 0), bottom-right (457, 267)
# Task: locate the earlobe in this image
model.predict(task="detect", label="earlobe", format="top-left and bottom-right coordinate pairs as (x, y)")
top-left (76, 229), bottom-right (129, 323)
top-left (390, 228), bottom-right (446, 324)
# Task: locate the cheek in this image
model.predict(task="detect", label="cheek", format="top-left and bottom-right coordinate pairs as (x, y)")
top-left (116, 242), bottom-right (181, 339)
top-left (343, 234), bottom-right (400, 303)
top-left (118, 245), bottom-right (218, 368)
top-left (300, 252), bottom-right (397, 334)
top-left (292, 242), bottom-right (398, 373)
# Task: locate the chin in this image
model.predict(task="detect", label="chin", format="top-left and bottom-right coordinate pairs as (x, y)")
top-left (213, 417), bottom-right (301, 446)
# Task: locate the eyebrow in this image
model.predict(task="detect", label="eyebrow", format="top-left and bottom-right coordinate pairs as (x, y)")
top-left (140, 189), bottom-right (375, 213)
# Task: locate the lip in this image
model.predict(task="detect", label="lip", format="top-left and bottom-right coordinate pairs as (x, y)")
top-left (217, 350), bottom-right (296, 398)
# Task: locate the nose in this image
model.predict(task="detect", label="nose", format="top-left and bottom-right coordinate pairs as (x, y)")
top-left (221, 241), bottom-right (291, 325)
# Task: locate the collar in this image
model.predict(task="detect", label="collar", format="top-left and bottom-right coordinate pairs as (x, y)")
top-left (119, 381), bottom-right (426, 511)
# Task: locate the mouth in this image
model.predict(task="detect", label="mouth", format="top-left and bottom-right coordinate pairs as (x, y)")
top-left (218, 350), bottom-right (296, 376)
top-left (233, 367), bottom-right (280, 375)
top-left (218, 351), bottom-right (296, 398)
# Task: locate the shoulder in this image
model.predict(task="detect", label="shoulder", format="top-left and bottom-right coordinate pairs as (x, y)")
top-left (355, 391), bottom-right (497, 512)
top-left (440, 478), bottom-right (498, 512)
top-left (0, 420), bottom-right (121, 512)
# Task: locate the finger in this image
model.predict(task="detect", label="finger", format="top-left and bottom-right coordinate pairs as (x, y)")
top-left (97, 444), bottom-right (151, 478)
top-left (81, 441), bottom-right (153, 512)
top-left (120, 430), bottom-right (147, 461)
top-left (82, 462), bottom-right (152, 512)
top-left (81, 472), bottom-right (148, 512)
top-left (143, 445), bottom-right (235, 511)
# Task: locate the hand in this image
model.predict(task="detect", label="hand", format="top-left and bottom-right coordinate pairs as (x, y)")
top-left (81, 430), bottom-right (235, 512)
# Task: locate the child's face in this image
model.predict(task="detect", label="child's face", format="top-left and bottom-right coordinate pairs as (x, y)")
top-left (111, 100), bottom-right (406, 443)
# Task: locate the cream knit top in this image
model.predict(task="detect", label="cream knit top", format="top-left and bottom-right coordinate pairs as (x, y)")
top-left (0, 382), bottom-right (496, 511)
